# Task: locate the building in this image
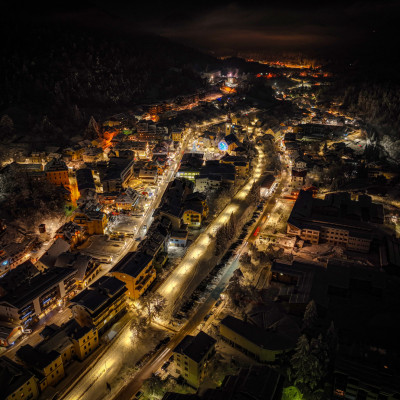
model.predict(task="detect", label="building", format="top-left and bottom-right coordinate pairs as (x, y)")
top-left (0, 356), bottom-right (40, 400)
top-left (260, 175), bottom-right (276, 197)
top-left (115, 189), bottom-right (140, 211)
top-left (39, 319), bottom-right (99, 363)
top-left (182, 204), bottom-right (204, 228)
top-left (220, 155), bottom-right (249, 178)
top-left (35, 238), bottom-right (70, 270)
top-left (0, 238), bottom-right (36, 274)
top-left (157, 178), bottom-right (194, 230)
top-left (76, 168), bottom-right (96, 200)
top-left (173, 331), bottom-right (216, 388)
top-left (44, 158), bottom-right (70, 187)
top-left (287, 190), bottom-right (384, 252)
top-left (333, 356), bottom-right (400, 400)
top-left (69, 276), bottom-right (127, 335)
top-left (205, 366), bottom-right (284, 400)
top-left (169, 230), bottom-right (189, 248)
top-left (71, 204), bottom-right (108, 235)
top-left (111, 251), bottom-right (155, 299)
top-left (172, 129), bottom-right (183, 142)
top-left (220, 304), bottom-right (300, 362)
top-left (54, 252), bottom-right (101, 290)
top-left (177, 154), bottom-right (204, 182)
top-left (101, 158), bottom-right (134, 192)
top-left (0, 267), bottom-right (77, 328)
top-left (16, 345), bottom-right (64, 391)
top-left (55, 221), bottom-right (86, 249)
top-left (291, 169), bottom-right (307, 189)
top-left (139, 168), bottom-right (158, 184)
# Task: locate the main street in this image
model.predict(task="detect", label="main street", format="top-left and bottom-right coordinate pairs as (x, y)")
top-left (113, 147), bottom-right (292, 400)
top-left (61, 143), bottom-right (266, 400)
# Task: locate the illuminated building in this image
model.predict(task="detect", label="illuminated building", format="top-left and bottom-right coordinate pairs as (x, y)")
top-left (71, 205), bottom-right (108, 235)
top-left (55, 221), bottom-right (86, 249)
top-left (173, 331), bottom-right (216, 388)
top-left (111, 251), bottom-right (156, 300)
top-left (0, 267), bottom-right (77, 328)
top-left (16, 345), bottom-right (65, 391)
top-left (260, 175), bottom-right (276, 197)
top-left (0, 356), bottom-right (40, 400)
top-left (70, 276), bottom-right (127, 335)
top-left (44, 158), bottom-right (70, 187)
top-left (287, 190), bottom-right (384, 252)
top-left (172, 129), bottom-right (183, 142)
top-left (38, 320), bottom-right (99, 364)
top-left (182, 205), bottom-right (203, 228)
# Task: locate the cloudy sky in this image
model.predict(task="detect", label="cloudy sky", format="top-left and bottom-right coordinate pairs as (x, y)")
top-left (8, 0), bottom-right (399, 57)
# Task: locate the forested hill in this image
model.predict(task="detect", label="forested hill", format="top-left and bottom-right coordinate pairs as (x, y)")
top-left (0, 11), bottom-right (216, 142)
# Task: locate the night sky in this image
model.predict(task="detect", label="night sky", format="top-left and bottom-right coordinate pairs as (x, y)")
top-left (5, 0), bottom-right (400, 58)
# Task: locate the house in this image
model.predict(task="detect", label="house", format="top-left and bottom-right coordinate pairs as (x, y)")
top-left (76, 168), bottom-right (96, 201)
top-left (173, 331), bottom-right (216, 388)
top-left (54, 252), bottom-right (101, 290)
top-left (260, 175), bottom-right (276, 197)
top-left (115, 189), bottom-right (139, 211)
top-left (69, 276), bottom-right (127, 335)
top-left (55, 221), bottom-right (86, 249)
top-left (111, 251), bottom-right (155, 299)
top-left (172, 129), bottom-right (183, 142)
top-left (101, 158), bottom-right (134, 192)
top-left (36, 238), bottom-right (70, 270)
top-left (44, 158), bottom-right (70, 187)
top-left (139, 168), bottom-right (158, 184)
top-left (220, 304), bottom-right (300, 362)
top-left (16, 345), bottom-right (65, 391)
top-left (291, 169), bottom-right (307, 189)
top-left (39, 319), bottom-right (99, 363)
top-left (220, 155), bottom-right (249, 178)
top-left (0, 238), bottom-right (36, 274)
top-left (169, 230), bottom-right (189, 248)
top-left (71, 204), bottom-right (108, 235)
top-left (0, 356), bottom-right (40, 400)
top-left (0, 267), bottom-right (77, 328)
top-left (182, 204), bottom-right (204, 228)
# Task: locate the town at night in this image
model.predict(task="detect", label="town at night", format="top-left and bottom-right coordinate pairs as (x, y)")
top-left (1, 2), bottom-right (400, 400)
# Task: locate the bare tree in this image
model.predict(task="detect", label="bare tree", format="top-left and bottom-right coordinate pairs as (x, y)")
top-left (141, 292), bottom-right (167, 323)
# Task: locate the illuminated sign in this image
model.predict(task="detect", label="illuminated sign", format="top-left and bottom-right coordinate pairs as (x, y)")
top-left (218, 140), bottom-right (228, 151)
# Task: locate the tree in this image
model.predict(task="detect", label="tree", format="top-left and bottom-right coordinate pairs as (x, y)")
top-left (325, 321), bottom-right (338, 368)
top-left (141, 292), bottom-right (167, 323)
top-left (142, 374), bottom-right (164, 398)
top-left (215, 223), bottom-right (228, 256)
top-left (130, 316), bottom-right (148, 338)
top-left (302, 300), bottom-right (318, 335)
top-left (0, 114), bottom-right (14, 135)
top-left (290, 335), bottom-right (323, 393)
top-left (310, 334), bottom-right (329, 379)
top-left (84, 116), bottom-right (100, 139)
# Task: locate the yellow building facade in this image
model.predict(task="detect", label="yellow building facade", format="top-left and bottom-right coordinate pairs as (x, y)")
top-left (111, 252), bottom-right (156, 299)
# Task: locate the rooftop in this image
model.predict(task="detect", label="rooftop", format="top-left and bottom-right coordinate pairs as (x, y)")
top-left (0, 267), bottom-right (77, 310)
top-left (16, 344), bottom-right (60, 370)
top-left (69, 276), bottom-right (126, 315)
top-left (173, 331), bottom-right (216, 363)
top-left (0, 356), bottom-right (36, 398)
top-left (111, 251), bottom-right (153, 278)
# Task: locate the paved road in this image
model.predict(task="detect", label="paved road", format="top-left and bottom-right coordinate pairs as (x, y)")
top-left (112, 146), bottom-right (267, 400)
